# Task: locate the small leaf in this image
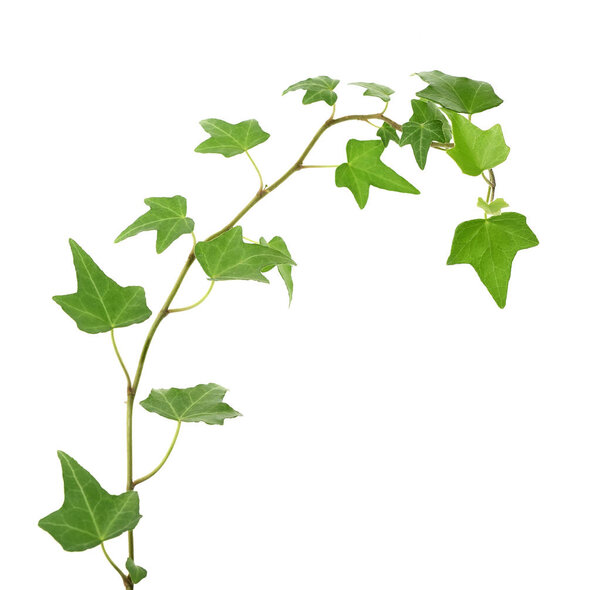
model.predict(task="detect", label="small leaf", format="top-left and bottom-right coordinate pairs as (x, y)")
top-left (282, 76), bottom-right (340, 106)
top-left (195, 119), bottom-right (270, 157)
top-left (415, 70), bottom-right (503, 114)
top-left (335, 139), bottom-right (420, 209)
top-left (53, 240), bottom-right (152, 334)
top-left (447, 212), bottom-right (539, 308)
top-left (140, 383), bottom-right (241, 424)
top-left (477, 197), bottom-right (509, 217)
top-left (349, 82), bottom-right (394, 102)
top-left (444, 110), bottom-right (510, 176)
top-left (259, 236), bottom-right (294, 305)
top-left (126, 558), bottom-right (148, 583)
top-left (408, 99), bottom-right (452, 142)
top-left (376, 122), bottom-right (401, 148)
top-left (115, 196), bottom-right (194, 253)
top-left (195, 226), bottom-right (295, 283)
top-left (398, 99), bottom-right (451, 170)
top-left (38, 452), bottom-right (141, 552)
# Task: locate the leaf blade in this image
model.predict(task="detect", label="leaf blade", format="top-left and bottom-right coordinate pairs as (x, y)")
top-left (282, 76), bottom-right (340, 106)
top-left (195, 119), bottom-right (270, 157)
top-left (38, 452), bottom-right (141, 552)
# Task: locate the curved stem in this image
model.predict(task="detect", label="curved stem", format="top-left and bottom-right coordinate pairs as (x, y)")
top-left (381, 102), bottom-right (389, 115)
top-left (169, 280), bottom-right (215, 313)
top-left (101, 542), bottom-right (128, 583)
top-left (245, 150), bottom-right (264, 191)
top-left (132, 421), bottom-right (181, 487)
top-left (123, 108), bottom-right (448, 565)
top-left (111, 329), bottom-right (132, 391)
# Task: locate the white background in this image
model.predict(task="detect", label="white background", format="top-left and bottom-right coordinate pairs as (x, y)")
top-left (1, 1), bottom-right (599, 588)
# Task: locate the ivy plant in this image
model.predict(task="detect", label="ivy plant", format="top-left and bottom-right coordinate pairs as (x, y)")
top-left (39, 70), bottom-right (539, 588)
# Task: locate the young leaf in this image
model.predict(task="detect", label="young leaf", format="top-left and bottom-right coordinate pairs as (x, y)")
top-left (477, 197), bottom-right (509, 217)
top-left (194, 226), bottom-right (295, 283)
top-left (282, 76), bottom-right (340, 106)
top-left (195, 119), bottom-right (270, 157)
top-left (115, 196), bottom-right (195, 253)
top-left (349, 82), bottom-right (394, 102)
top-left (53, 240), bottom-right (152, 334)
top-left (38, 452), bottom-right (141, 552)
top-left (415, 70), bottom-right (503, 114)
top-left (126, 558), bottom-right (148, 583)
top-left (444, 110), bottom-right (510, 176)
top-left (377, 122), bottom-right (401, 148)
top-left (335, 139), bottom-right (420, 209)
top-left (447, 212), bottom-right (539, 308)
top-left (259, 236), bottom-right (294, 305)
top-left (140, 383), bottom-right (240, 424)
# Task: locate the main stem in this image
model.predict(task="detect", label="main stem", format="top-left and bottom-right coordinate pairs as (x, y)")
top-left (122, 108), bottom-right (444, 578)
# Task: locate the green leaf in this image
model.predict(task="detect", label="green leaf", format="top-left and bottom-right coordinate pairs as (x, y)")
top-left (195, 119), bottom-right (270, 157)
top-left (447, 212), bottom-right (539, 308)
top-left (140, 383), bottom-right (241, 424)
top-left (53, 240), bottom-right (152, 334)
top-left (376, 122), bottom-right (401, 148)
top-left (282, 76), bottom-right (340, 106)
top-left (335, 139), bottom-right (420, 209)
top-left (259, 236), bottom-right (294, 305)
top-left (194, 226), bottom-right (295, 283)
top-left (349, 82), bottom-right (394, 102)
top-left (398, 99), bottom-right (451, 169)
top-left (444, 110), bottom-right (510, 176)
top-left (115, 196), bottom-right (194, 253)
top-left (415, 70), bottom-right (503, 114)
top-left (409, 99), bottom-right (452, 142)
top-left (477, 197), bottom-right (509, 217)
top-left (38, 452), bottom-right (141, 552)
top-left (126, 558), bottom-right (148, 583)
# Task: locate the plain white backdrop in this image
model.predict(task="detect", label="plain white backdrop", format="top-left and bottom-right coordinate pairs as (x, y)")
top-left (1, 1), bottom-right (599, 588)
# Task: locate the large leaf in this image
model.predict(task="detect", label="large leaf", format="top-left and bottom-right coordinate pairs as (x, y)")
top-left (335, 139), bottom-right (420, 208)
top-left (38, 452), bottom-right (141, 552)
top-left (259, 236), bottom-right (294, 305)
top-left (140, 383), bottom-right (240, 424)
top-left (399, 100), bottom-right (450, 169)
top-left (53, 240), bottom-right (152, 334)
top-left (126, 558), bottom-right (148, 583)
top-left (447, 212), bottom-right (539, 308)
top-left (282, 76), bottom-right (339, 106)
top-left (194, 226), bottom-right (295, 283)
top-left (415, 70), bottom-right (503, 114)
top-left (349, 82), bottom-right (394, 102)
top-left (195, 119), bottom-right (270, 157)
top-left (115, 196), bottom-right (194, 253)
top-left (444, 110), bottom-right (510, 176)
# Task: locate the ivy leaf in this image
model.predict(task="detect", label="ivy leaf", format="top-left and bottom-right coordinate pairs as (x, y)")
top-left (415, 70), bottom-right (503, 114)
top-left (409, 99), bottom-right (452, 142)
top-left (195, 119), bottom-right (270, 157)
top-left (477, 197), bottom-right (509, 217)
top-left (194, 226), bottom-right (295, 283)
top-left (140, 383), bottom-right (241, 424)
top-left (398, 100), bottom-right (450, 170)
top-left (282, 76), bottom-right (340, 106)
top-left (447, 212), bottom-right (539, 308)
top-left (259, 236), bottom-right (294, 305)
top-left (376, 122), bottom-right (401, 148)
top-left (349, 82), bottom-right (394, 102)
top-left (444, 110), bottom-right (510, 176)
top-left (115, 196), bottom-right (194, 253)
top-left (53, 240), bottom-right (152, 334)
top-left (126, 558), bottom-right (148, 583)
top-left (335, 139), bottom-right (420, 209)
top-left (38, 452), bottom-right (141, 552)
